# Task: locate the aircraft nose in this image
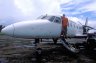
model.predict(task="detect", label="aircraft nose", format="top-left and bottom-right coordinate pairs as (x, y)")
top-left (1, 24), bottom-right (14, 36)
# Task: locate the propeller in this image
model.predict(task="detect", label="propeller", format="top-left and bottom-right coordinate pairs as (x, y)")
top-left (84, 26), bottom-right (96, 30)
top-left (85, 17), bottom-right (88, 26)
top-left (83, 17), bottom-right (96, 34)
top-left (78, 17), bottom-right (96, 34)
top-left (83, 17), bottom-right (88, 34)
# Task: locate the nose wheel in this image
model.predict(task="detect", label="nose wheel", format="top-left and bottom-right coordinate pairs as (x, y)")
top-left (34, 38), bottom-right (39, 45)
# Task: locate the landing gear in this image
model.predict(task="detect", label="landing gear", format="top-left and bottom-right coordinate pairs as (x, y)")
top-left (34, 38), bottom-right (42, 62)
top-left (53, 38), bottom-right (58, 44)
top-left (35, 48), bottom-right (42, 62)
top-left (85, 34), bottom-right (96, 50)
top-left (85, 38), bottom-right (96, 50)
top-left (35, 38), bottom-right (39, 44)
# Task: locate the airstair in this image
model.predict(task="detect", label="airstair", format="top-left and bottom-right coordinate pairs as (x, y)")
top-left (60, 37), bottom-right (79, 54)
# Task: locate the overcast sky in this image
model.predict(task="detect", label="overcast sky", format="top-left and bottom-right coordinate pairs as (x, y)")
top-left (0, 0), bottom-right (96, 28)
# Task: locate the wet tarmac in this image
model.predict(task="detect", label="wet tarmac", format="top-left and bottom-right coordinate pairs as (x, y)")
top-left (0, 35), bottom-right (96, 63)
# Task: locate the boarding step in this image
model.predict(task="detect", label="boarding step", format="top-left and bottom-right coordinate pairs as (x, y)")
top-left (60, 38), bottom-right (79, 53)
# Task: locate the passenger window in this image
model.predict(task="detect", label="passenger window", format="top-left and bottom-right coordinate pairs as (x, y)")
top-left (79, 27), bottom-right (81, 29)
top-left (55, 20), bottom-right (59, 23)
top-left (77, 26), bottom-right (78, 29)
top-left (74, 24), bottom-right (75, 28)
top-left (71, 23), bottom-right (72, 27)
top-left (70, 23), bottom-right (71, 27)
top-left (68, 22), bottom-right (69, 27)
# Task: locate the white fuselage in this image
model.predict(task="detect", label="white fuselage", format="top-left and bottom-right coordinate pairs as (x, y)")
top-left (13, 19), bottom-right (61, 38)
top-left (1, 15), bottom-right (83, 39)
top-left (67, 20), bottom-right (83, 37)
top-left (1, 19), bottom-right (62, 38)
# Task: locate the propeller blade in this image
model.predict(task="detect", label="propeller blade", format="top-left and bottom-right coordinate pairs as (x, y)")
top-left (85, 26), bottom-right (96, 30)
top-left (85, 17), bottom-right (88, 26)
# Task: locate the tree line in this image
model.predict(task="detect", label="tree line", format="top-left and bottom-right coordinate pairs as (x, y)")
top-left (0, 25), bottom-right (5, 32)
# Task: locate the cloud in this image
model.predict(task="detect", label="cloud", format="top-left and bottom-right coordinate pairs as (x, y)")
top-left (82, 0), bottom-right (96, 12)
top-left (14, 0), bottom-right (36, 16)
top-left (61, 0), bottom-right (96, 16)
top-left (0, 0), bottom-right (96, 29)
top-left (0, 0), bottom-right (25, 19)
top-left (60, 0), bottom-right (96, 29)
top-left (0, 0), bottom-right (63, 25)
top-left (68, 17), bottom-right (96, 29)
top-left (14, 0), bottom-right (62, 18)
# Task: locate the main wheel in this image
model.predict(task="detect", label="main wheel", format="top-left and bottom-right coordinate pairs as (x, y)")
top-left (53, 38), bottom-right (58, 44)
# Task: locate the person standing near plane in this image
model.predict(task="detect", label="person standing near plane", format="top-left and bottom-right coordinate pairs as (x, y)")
top-left (61, 14), bottom-right (68, 38)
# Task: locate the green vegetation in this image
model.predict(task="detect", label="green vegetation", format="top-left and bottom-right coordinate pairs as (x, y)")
top-left (0, 32), bottom-right (5, 35)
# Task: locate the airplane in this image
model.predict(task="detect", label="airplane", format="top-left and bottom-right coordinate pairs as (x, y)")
top-left (1, 14), bottom-right (95, 53)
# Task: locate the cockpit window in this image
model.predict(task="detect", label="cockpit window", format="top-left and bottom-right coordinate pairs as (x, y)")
top-left (48, 16), bottom-right (55, 22)
top-left (37, 15), bottom-right (55, 22)
top-left (37, 15), bottom-right (61, 23)
top-left (54, 17), bottom-right (61, 23)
